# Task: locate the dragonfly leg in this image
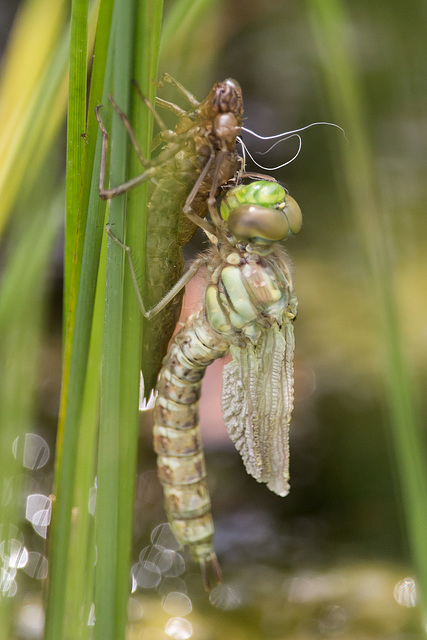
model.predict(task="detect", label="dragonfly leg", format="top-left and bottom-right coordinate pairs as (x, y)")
top-left (159, 72), bottom-right (200, 107)
top-left (114, 79), bottom-right (194, 152)
top-left (95, 105), bottom-right (159, 199)
top-left (206, 150), bottom-right (229, 229)
top-left (287, 292), bottom-right (298, 320)
top-left (200, 553), bottom-right (223, 591)
top-left (130, 80), bottom-right (177, 130)
top-left (181, 153), bottom-right (218, 238)
top-left (154, 97), bottom-right (187, 118)
top-left (96, 106), bottom-right (202, 200)
top-left (240, 171), bottom-right (277, 183)
top-left (110, 89), bottom-right (195, 157)
top-left (108, 94), bottom-right (147, 166)
top-left (106, 225), bottom-right (206, 319)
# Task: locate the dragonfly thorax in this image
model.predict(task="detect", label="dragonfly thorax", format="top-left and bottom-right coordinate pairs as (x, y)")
top-left (205, 246), bottom-right (294, 343)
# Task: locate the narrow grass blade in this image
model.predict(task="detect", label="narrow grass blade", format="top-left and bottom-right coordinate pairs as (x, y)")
top-left (94, 1), bottom-right (134, 637)
top-left (65, 0), bottom-right (89, 318)
top-left (44, 1), bottom-right (115, 637)
top-left (58, 0), bottom-right (113, 443)
top-left (94, 0), bottom-right (164, 636)
top-left (114, 1), bottom-right (164, 635)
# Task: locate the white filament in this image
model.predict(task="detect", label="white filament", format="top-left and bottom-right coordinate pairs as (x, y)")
top-left (238, 134), bottom-right (302, 171)
top-left (238, 121), bottom-right (346, 172)
top-left (242, 120), bottom-right (346, 141)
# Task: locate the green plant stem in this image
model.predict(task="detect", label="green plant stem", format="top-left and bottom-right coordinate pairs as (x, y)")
top-left (65, 0), bottom-right (88, 318)
top-left (94, 0), bottom-right (133, 637)
top-left (114, 1), bottom-right (164, 635)
top-left (44, 1), bottom-right (115, 637)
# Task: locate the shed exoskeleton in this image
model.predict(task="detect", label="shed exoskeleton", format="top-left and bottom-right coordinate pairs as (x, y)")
top-left (96, 74), bottom-right (244, 394)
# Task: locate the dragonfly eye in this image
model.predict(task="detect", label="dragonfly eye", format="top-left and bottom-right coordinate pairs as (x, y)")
top-left (227, 204), bottom-right (294, 244)
top-left (281, 194), bottom-right (302, 236)
top-left (220, 180), bottom-right (302, 243)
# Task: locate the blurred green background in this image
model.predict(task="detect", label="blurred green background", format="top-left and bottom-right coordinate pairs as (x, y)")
top-left (1, 0), bottom-right (426, 637)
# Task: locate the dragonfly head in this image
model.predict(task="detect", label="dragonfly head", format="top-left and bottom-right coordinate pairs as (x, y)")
top-left (213, 79), bottom-right (243, 118)
top-left (220, 180), bottom-right (302, 248)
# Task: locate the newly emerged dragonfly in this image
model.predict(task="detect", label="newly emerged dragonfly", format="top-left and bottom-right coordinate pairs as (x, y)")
top-left (152, 179), bottom-right (302, 588)
top-left (96, 74), bottom-right (244, 394)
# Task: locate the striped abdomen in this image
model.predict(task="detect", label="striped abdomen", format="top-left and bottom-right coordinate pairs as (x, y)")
top-left (153, 310), bottom-right (229, 585)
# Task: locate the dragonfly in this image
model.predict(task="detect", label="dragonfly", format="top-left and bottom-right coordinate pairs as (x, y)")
top-left (96, 74), bottom-right (245, 394)
top-left (152, 178), bottom-right (302, 588)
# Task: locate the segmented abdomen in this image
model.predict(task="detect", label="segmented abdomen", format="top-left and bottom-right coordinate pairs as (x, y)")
top-left (153, 246), bottom-right (296, 581)
top-left (153, 310), bottom-right (229, 575)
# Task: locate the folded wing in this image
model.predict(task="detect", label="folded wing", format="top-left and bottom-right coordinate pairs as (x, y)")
top-left (221, 320), bottom-right (295, 497)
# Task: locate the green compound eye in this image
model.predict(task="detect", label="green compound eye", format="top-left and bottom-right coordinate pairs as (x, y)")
top-left (221, 180), bottom-right (286, 218)
top-left (227, 204), bottom-right (290, 243)
top-left (282, 194), bottom-right (302, 235)
top-left (221, 180), bottom-right (302, 243)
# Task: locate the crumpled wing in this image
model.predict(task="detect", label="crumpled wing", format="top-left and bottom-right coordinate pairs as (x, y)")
top-left (221, 320), bottom-right (295, 497)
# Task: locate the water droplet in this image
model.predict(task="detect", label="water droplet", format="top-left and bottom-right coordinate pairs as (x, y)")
top-left (130, 567), bottom-right (138, 594)
top-left (25, 494), bottom-right (51, 522)
top-left (1, 476), bottom-right (13, 506)
top-left (394, 577), bottom-right (417, 607)
top-left (318, 605), bottom-right (348, 633)
top-left (7, 540), bottom-right (28, 569)
top-left (158, 577), bottom-right (187, 597)
top-left (12, 434), bottom-right (50, 469)
top-left (0, 536), bottom-right (27, 571)
top-left (134, 561), bottom-right (162, 589)
top-left (162, 592), bottom-right (192, 616)
top-left (128, 596), bottom-right (144, 621)
top-left (0, 567), bottom-right (17, 596)
top-left (0, 524), bottom-right (23, 549)
top-left (25, 494), bottom-right (51, 538)
top-left (88, 603), bottom-right (96, 626)
top-left (209, 584), bottom-right (241, 610)
top-left (88, 486), bottom-right (96, 516)
top-left (139, 545), bottom-right (159, 564)
top-left (153, 549), bottom-right (185, 577)
top-left (165, 617), bottom-right (193, 639)
top-left (23, 552), bottom-right (48, 579)
top-left (151, 523), bottom-right (181, 551)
